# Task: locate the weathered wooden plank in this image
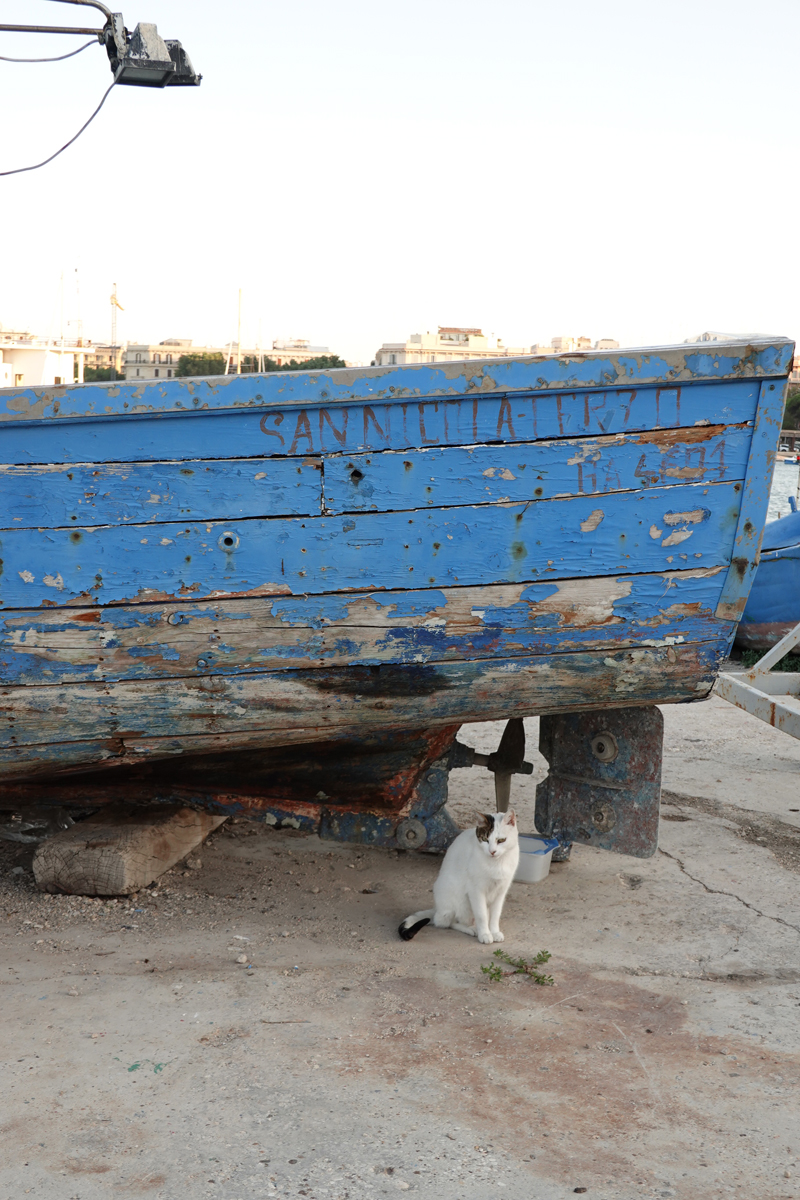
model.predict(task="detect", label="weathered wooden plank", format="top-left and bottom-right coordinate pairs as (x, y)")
top-left (0, 481), bottom-right (741, 607)
top-left (0, 339), bottom-right (790, 424)
top-left (0, 568), bottom-right (731, 684)
top-left (0, 427), bottom-right (749, 531)
top-left (32, 804), bottom-right (226, 895)
top-left (323, 424), bottom-right (751, 513)
top-left (0, 381), bottom-right (759, 465)
top-left (0, 642), bottom-right (720, 773)
top-left (716, 379), bottom-right (788, 621)
top-left (15, 577), bottom-right (708, 678)
top-left (0, 457), bottom-right (322, 530)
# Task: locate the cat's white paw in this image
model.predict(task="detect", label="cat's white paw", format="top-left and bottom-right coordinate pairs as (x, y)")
top-left (490, 930), bottom-right (504, 942)
top-left (477, 930), bottom-right (494, 944)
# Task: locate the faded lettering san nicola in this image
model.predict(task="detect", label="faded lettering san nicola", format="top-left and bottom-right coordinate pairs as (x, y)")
top-left (255, 385), bottom-right (755, 456)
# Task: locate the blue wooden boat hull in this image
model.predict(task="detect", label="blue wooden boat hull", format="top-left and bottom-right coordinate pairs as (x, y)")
top-left (736, 509), bottom-right (800, 650)
top-left (0, 338), bottom-right (792, 855)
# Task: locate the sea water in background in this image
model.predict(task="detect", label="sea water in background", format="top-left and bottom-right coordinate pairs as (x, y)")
top-left (767, 459), bottom-right (800, 523)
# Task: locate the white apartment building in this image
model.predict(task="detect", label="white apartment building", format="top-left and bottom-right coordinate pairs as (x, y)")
top-left (84, 342), bottom-right (126, 375)
top-left (270, 338), bottom-right (331, 367)
top-left (125, 338), bottom-right (193, 380)
top-left (0, 329), bottom-right (89, 388)
top-left (374, 327), bottom-right (528, 366)
top-left (684, 331), bottom-right (742, 344)
top-left (532, 336), bottom-right (620, 355)
top-left (374, 328), bottom-right (619, 366)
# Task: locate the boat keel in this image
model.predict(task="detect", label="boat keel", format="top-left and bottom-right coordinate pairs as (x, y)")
top-left (0, 726), bottom-right (463, 853)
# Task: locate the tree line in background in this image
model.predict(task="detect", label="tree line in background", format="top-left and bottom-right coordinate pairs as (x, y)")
top-left (784, 387), bottom-right (800, 429)
top-left (76, 353), bottom-right (347, 383)
top-left (175, 352), bottom-right (346, 377)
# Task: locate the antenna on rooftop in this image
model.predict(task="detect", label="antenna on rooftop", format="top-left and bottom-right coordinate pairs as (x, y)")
top-left (110, 284), bottom-right (123, 381)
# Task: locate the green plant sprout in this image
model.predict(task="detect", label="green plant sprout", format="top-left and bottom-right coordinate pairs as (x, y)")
top-left (481, 948), bottom-right (554, 985)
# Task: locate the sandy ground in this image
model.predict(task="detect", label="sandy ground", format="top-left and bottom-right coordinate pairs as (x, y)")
top-left (1, 693), bottom-right (800, 1200)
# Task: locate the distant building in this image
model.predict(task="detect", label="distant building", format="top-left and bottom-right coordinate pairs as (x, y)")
top-left (552, 335), bottom-right (592, 352)
top-left (269, 338), bottom-right (331, 367)
top-left (0, 328), bottom-right (86, 388)
top-left (684, 331), bottom-right (742, 343)
top-left (83, 342), bottom-right (126, 375)
top-left (531, 336), bottom-right (619, 355)
top-left (374, 328), bottom-right (620, 366)
top-left (373, 326), bottom-right (528, 366)
top-left (125, 338), bottom-right (193, 380)
top-left (123, 337), bottom-right (335, 379)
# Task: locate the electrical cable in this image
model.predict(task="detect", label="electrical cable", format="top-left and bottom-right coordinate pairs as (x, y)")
top-left (0, 38), bottom-right (97, 62)
top-left (0, 79), bottom-right (115, 176)
top-left (44, 0), bottom-right (113, 18)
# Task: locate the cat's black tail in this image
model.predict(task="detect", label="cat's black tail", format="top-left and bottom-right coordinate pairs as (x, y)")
top-left (398, 909), bottom-right (434, 941)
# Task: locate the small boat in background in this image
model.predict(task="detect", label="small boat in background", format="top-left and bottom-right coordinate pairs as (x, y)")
top-left (736, 503), bottom-right (800, 651)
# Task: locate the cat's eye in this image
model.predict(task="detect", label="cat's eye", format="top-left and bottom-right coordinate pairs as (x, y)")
top-left (496, 837), bottom-right (506, 843)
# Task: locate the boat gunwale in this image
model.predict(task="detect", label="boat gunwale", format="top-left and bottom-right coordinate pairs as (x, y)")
top-left (0, 338), bottom-right (793, 426)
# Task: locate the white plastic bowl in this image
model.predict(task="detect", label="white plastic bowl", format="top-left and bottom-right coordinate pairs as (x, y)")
top-left (514, 834), bottom-right (560, 883)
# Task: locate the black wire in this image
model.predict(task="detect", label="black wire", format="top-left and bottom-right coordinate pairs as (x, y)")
top-left (0, 80), bottom-right (115, 176)
top-left (0, 38), bottom-right (98, 62)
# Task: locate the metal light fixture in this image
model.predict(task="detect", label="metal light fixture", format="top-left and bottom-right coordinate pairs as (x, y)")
top-left (104, 12), bottom-right (201, 87)
top-left (0, 0), bottom-right (201, 88)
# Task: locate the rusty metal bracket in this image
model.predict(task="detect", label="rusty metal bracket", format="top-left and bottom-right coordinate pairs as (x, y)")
top-left (452, 717), bottom-right (534, 811)
top-left (535, 707), bottom-right (664, 858)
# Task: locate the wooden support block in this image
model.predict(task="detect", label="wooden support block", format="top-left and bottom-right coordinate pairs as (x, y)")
top-left (32, 804), bottom-right (226, 896)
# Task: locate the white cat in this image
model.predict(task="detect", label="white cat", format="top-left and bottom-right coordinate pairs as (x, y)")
top-left (398, 810), bottom-right (519, 944)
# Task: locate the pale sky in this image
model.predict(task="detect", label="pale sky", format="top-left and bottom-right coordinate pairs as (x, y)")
top-left (1, 0), bottom-right (798, 364)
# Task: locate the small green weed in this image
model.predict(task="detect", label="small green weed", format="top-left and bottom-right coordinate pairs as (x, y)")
top-left (481, 948), bottom-right (554, 985)
top-left (740, 649), bottom-right (800, 672)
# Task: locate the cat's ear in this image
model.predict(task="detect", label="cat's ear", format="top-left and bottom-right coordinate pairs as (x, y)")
top-left (475, 812), bottom-right (493, 841)
top-left (504, 809), bottom-right (517, 827)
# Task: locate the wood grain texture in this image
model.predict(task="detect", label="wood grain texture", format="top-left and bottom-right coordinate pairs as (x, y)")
top-left (0, 381), bottom-right (759, 465)
top-left (0, 642), bottom-right (719, 767)
top-left (0, 568), bottom-right (730, 685)
top-left (32, 804), bottom-right (226, 895)
top-left (323, 424), bottom-right (751, 513)
top-left (0, 458), bottom-right (323, 529)
top-left (0, 480), bottom-right (742, 608)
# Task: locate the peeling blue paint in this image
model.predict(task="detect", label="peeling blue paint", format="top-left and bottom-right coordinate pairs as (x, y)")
top-left (0, 481), bottom-right (745, 608)
top-left (0, 339), bottom-right (791, 788)
top-left (0, 341), bottom-right (790, 425)
top-left (0, 380), bottom-right (761, 465)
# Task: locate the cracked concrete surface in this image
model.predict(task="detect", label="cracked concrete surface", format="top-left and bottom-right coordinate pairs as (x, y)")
top-left (657, 846), bottom-right (800, 939)
top-left (0, 692), bottom-right (799, 1200)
